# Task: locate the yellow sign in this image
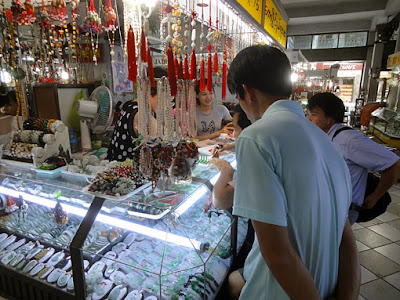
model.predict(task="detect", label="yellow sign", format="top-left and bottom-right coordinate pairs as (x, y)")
top-left (387, 52), bottom-right (400, 69)
top-left (237, 0), bottom-right (263, 25)
top-left (264, 0), bottom-right (287, 47)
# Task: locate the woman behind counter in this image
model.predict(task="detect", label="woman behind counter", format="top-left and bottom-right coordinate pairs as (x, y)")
top-left (0, 88), bottom-right (18, 145)
top-left (107, 67), bottom-right (168, 161)
top-left (195, 81), bottom-right (233, 141)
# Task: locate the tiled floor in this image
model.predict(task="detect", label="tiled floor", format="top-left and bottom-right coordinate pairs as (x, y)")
top-left (354, 184), bottom-right (400, 300)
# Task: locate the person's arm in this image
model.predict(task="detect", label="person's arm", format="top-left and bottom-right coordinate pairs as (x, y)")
top-left (336, 219), bottom-right (360, 300)
top-left (195, 123), bottom-right (233, 141)
top-left (363, 159), bottom-right (400, 209)
top-left (252, 221), bottom-right (321, 300)
top-left (211, 143), bottom-right (235, 155)
top-left (209, 158), bottom-right (235, 209)
top-left (345, 133), bottom-right (400, 209)
top-left (133, 112), bottom-right (139, 137)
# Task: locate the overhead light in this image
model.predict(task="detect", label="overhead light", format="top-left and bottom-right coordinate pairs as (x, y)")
top-left (291, 73), bottom-right (299, 82)
top-left (0, 70), bottom-right (12, 84)
top-left (307, 82), bottom-right (311, 87)
top-left (61, 71), bottom-right (69, 80)
top-left (196, 0), bottom-right (208, 7)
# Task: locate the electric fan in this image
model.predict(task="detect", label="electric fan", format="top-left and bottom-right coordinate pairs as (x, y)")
top-left (76, 86), bottom-right (114, 150)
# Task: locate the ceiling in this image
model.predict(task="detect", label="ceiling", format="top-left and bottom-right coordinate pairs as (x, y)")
top-left (279, 0), bottom-right (400, 36)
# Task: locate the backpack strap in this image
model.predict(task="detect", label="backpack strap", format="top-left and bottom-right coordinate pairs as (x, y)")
top-left (332, 126), bottom-right (353, 141)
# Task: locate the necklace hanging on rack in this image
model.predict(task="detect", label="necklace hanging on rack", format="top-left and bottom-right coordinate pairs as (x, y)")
top-left (137, 77), bottom-right (152, 139)
top-left (84, 0), bottom-right (101, 65)
top-left (122, 0), bottom-right (140, 58)
top-left (172, 2), bottom-right (182, 56)
top-left (163, 78), bottom-right (174, 141)
top-left (10, 0), bottom-right (24, 25)
top-left (139, 144), bottom-right (154, 179)
top-left (213, 0), bottom-right (221, 80)
top-left (156, 77), bottom-right (165, 138)
top-left (70, 0), bottom-right (80, 61)
top-left (222, 37), bottom-right (227, 100)
top-left (23, 0), bottom-right (36, 25)
top-left (103, 0), bottom-right (117, 63)
top-left (188, 80), bottom-right (196, 137)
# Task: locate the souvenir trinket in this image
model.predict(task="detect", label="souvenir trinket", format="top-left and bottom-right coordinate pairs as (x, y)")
top-left (53, 202), bottom-right (68, 225)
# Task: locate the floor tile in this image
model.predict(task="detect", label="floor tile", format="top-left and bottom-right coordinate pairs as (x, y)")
top-left (361, 266), bottom-right (377, 284)
top-left (353, 228), bottom-right (392, 248)
top-left (359, 218), bottom-right (382, 227)
top-left (388, 219), bottom-right (400, 230)
top-left (377, 211), bottom-right (400, 222)
top-left (375, 243), bottom-right (400, 265)
top-left (359, 250), bottom-right (400, 277)
top-left (356, 240), bottom-right (370, 252)
top-left (360, 279), bottom-right (400, 300)
top-left (389, 190), bottom-right (400, 197)
top-left (358, 295), bottom-right (366, 300)
top-left (368, 223), bottom-right (400, 242)
top-left (352, 223), bottom-right (364, 230)
top-left (384, 272), bottom-right (400, 290)
top-left (387, 204), bottom-right (400, 217)
top-left (391, 196), bottom-right (400, 204)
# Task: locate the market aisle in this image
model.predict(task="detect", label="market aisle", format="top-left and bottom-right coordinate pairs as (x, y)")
top-left (354, 183), bottom-right (400, 300)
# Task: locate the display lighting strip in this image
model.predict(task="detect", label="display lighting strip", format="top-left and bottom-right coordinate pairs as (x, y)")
top-left (0, 186), bottom-right (202, 250)
top-left (0, 159), bottom-right (237, 250)
top-left (174, 159), bottom-right (236, 217)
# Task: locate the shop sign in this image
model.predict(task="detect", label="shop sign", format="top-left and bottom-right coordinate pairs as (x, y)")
top-left (264, 0), bottom-right (287, 47)
top-left (236, 0), bottom-right (263, 25)
top-left (387, 52), bottom-right (400, 69)
top-left (316, 63), bottom-right (363, 71)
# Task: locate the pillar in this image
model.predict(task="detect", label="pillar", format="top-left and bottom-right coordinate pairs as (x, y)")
top-left (366, 31), bottom-right (384, 102)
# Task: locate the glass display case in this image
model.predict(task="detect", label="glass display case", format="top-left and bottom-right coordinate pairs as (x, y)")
top-left (0, 154), bottom-right (247, 300)
top-left (370, 107), bottom-right (400, 138)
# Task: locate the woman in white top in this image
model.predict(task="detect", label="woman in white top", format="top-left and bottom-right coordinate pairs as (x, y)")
top-left (195, 81), bottom-right (233, 141)
top-left (0, 88), bottom-right (18, 145)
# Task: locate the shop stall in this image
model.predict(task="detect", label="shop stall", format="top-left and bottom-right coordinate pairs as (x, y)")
top-left (0, 0), bottom-right (286, 299)
top-left (0, 154), bottom-right (247, 300)
top-left (369, 51), bottom-right (400, 147)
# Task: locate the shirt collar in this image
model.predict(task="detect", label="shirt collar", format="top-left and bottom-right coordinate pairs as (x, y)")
top-left (262, 100), bottom-right (305, 120)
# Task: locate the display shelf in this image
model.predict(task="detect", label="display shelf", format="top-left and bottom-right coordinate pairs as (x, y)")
top-left (0, 154), bottom-right (245, 299)
top-left (369, 107), bottom-right (400, 147)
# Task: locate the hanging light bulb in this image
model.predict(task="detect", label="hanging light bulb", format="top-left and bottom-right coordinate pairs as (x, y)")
top-left (0, 70), bottom-right (12, 84)
top-left (61, 71), bottom-right (69, 80)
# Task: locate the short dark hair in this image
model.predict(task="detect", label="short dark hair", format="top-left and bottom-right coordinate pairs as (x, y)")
top-left (307, 92), bottom-right (345, 123)
top-left (0, 88), bottom-right (17, 108)
top-left (151, 66), bottom-right (168, 97)
top-left (234, 104), bottom-right (251, 130)
top-left (227, 45), bottom-right (292, 100)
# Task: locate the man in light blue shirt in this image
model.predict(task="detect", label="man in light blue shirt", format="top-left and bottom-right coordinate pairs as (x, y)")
top-left (307, 92), bottom-right (400, 224)
top-left (227, 45), bottom-right (360, 299)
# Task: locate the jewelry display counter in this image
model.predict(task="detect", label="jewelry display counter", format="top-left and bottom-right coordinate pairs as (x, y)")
top-left (0, 154), bottom-right (247, 300)
top-left (369, 108), bottom-right (400, 147)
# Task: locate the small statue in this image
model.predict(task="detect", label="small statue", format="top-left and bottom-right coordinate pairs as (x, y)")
top-left (53, 201), bottom-right (68, 226)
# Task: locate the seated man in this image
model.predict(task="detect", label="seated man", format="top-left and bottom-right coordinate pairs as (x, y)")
top-left (307, 92), bottom-right (400, 224)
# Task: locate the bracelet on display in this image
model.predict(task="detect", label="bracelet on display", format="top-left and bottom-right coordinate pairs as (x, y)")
top-left (106, 227), bottom-right (124, 244)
